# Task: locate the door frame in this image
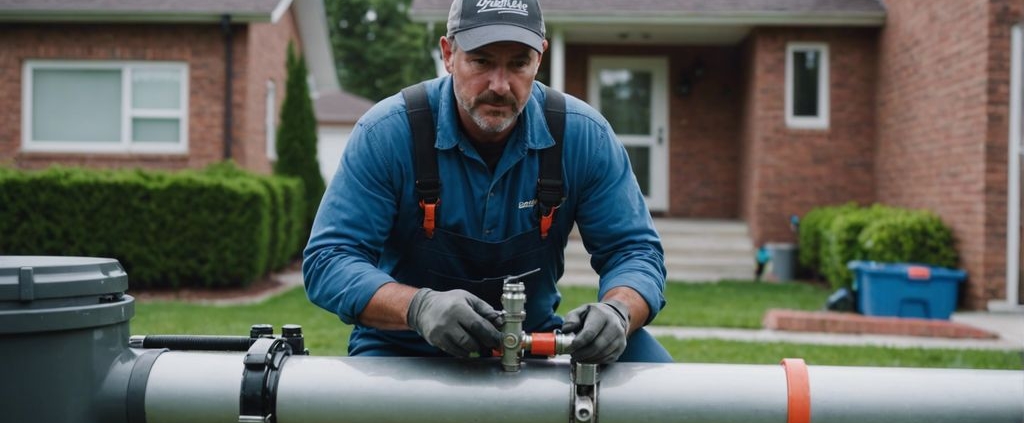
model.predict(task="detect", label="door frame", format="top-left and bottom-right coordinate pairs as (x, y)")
top-left (587, 56), bottom-right (670, 212)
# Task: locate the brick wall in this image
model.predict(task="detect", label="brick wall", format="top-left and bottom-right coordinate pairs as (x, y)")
top-left (667, 47), bottom-right (743, 218)
top-left (875, 0), bottom-right (1022, 308)
top-left (0, 12), bottom-right (300, 175)
top-left (740, 27), bottom-right (879, 245)
top-left (240, 10), bottom-right (302, 175)
top-left (564, 44), bottom-right (744, 218)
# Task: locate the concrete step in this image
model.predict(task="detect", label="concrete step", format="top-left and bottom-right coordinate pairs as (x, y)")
top-left (559, 269), bottom-right (756, 286)
top-left (568, 219), bottom-right (751, 238)
top-left (561, 218), bottom-right (756, 286)
top-left (562, 253), bottom-right (755, 271)
top-left (652, 218), bottom-right (751, 236)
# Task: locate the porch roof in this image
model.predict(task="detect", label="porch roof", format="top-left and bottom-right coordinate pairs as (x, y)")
top-left (0, 0), bottom-right (292, 23)
top-left (412, 0), bottom-right (885, 24)
top-left (411, 0), bottom-right (885, 45)
top-left (315, 90), bottom-right (376, 125)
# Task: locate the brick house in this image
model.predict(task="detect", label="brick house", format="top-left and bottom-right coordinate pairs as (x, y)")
top-left (411, 0), bottom-right (1024, 311)
top-left (0, 0), bottom-right (365, 179)
top-left (314, 88), bottom-right (376, 182)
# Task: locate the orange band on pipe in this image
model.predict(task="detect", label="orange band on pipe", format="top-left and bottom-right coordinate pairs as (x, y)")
top-left (780, 358), bottom-right (811, 423)
top-left (531, 332), bottom-right (556, 356)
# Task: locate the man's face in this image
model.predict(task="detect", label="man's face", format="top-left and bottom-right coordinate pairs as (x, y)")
top-left (442, 38), bottom-right (547, 141)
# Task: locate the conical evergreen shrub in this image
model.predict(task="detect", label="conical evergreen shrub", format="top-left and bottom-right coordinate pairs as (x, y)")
top-left (274, 42), bottom-right (325, 234)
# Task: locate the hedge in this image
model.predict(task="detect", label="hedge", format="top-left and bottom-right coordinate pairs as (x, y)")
top-left (200, 162), bottom-right (305, 272)
top-left (859, 210), bottom-right (958, 269)
top-left (821, 205), bottom-right (901, 288)
top-left (800, 204), bottom-right (959, 290)
top-left (798, 202), bottom-right (858, 275)
top-left (0, 164), bottom-right (306, 289)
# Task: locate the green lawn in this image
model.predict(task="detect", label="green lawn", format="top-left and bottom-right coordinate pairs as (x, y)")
top-left (663, 338), bottom-right (1022, 370)
top-left (130, 283), bottom-right (1022, 369)
top-left (561, 280), bottom-right (832, 328)
top-left (131, 287), bottom-right (348, 355)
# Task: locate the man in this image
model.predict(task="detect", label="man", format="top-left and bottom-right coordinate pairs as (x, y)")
top-left (303, 0), bottom-right (671, 363)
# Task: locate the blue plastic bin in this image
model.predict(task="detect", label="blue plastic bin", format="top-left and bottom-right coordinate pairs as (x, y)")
top-left (847, 261), bottom-right (966, 320)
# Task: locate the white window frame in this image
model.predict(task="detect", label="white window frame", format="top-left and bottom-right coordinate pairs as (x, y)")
top-left (266, 79), bottom-right (278, 160)
top-left (785, 42), bottom-right (830, 130)
top-left (22, 60), bottom-right (189, 154)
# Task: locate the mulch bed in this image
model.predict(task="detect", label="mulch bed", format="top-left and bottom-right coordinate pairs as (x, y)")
top-left (127, 261), bottom-right (300, 303)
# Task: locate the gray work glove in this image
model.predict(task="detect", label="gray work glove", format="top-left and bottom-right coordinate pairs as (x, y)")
top-left (406, 288), bottom-right (504, 357)
top-left (561, 300), bottom-right (630, 364)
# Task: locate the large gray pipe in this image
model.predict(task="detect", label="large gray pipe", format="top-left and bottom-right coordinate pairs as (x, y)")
top-left (4, 257), bottom-right (1023, 423)
top-left (138, 351), bottom-right (1024, 423)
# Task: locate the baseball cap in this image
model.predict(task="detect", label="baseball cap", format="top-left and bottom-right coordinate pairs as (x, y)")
top-left (447, 0), bottom-right (546, 53)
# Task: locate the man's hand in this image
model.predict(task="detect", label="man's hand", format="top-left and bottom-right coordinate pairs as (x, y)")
top-left (406, 288), bottom-right (504, 357)
top-left (561, 300), bottom-right (630, 363)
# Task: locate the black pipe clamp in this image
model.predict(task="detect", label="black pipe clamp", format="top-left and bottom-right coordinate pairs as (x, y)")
top-left (239, 337), bottom-right (292, 423)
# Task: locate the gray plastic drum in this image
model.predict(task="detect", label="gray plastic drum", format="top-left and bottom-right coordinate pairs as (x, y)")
top-left (0, 256), bottom-right (135, 423)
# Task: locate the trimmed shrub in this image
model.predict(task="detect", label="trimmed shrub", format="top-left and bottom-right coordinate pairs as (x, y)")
top-left (201, 162), bottom-right (305, 271)
top-left (0, 166), bottom-right (278, 289)
top-left (798, 202), bottom-right (858, 275)
top-left (274, 42), bottom-right (325, 233)
top-left (810, 204), bottom-right (958, 290)
top-left (277, 176), bottom-right (306, 263)
top-left (859, 210), bottom-right (958, 269)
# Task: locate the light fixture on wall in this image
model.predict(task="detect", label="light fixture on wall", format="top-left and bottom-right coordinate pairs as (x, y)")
top-left (676, 59), bottom-right (705, 97)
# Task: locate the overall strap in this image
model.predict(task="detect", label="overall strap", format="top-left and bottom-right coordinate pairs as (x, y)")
top-left (537, 86), bottom-right (566, 239)
top-left (401, 83), bottom-right (440, 238)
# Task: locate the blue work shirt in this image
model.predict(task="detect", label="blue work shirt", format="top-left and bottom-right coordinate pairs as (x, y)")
top-left (303, 76), bottom-right (666, 355)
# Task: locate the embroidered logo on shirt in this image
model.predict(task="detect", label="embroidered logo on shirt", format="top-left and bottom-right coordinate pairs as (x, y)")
top-left (518, 199), bottom-right (537, 209)
top-left (476, 0), bottom-right (529, 16)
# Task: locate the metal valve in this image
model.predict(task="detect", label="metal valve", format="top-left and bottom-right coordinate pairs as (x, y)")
top-left (498, 268), bottom-right (575, 372)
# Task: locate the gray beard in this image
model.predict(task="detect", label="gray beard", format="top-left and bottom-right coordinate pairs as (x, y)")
top-left (462, 99), bottom-right (520, 134)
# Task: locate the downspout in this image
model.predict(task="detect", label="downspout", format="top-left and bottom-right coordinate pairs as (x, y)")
top-left (221, 14), bottom-right (234, 160)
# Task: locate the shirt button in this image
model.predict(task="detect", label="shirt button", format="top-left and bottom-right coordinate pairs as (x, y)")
top-left (489, 192), bottom-right (494, 197)
top-left (485, 229), bottom-right (492, 235)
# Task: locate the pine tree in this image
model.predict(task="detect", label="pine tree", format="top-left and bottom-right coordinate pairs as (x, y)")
top-left (274, 43), bottom-right (325, 232)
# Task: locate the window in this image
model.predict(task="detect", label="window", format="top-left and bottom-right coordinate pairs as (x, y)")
top-left (266, 80), bottom-right (277, 160)
top-left (22, 60), bottom-right (188, 153)
top-left (785, 43), bottom-right (829, 129)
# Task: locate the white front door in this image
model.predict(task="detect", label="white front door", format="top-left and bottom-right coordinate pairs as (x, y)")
top-left (588, 56), bottom-right (670, 212)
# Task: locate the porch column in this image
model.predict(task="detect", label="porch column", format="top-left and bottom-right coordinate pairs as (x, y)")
top-left (550, 27), bottom-right (565, 92)
top-left (1000, 24), bottom-right (1024, 311)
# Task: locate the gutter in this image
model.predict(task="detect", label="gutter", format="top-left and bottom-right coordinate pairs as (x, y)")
top-left (222, 14), bottom-right (234, 160)
top-left (0, 11), bottom-right (273, 23)
top-left (412, 10), bottom-right (887, 27)
top-left (0, 0), bottom-right (293, 23)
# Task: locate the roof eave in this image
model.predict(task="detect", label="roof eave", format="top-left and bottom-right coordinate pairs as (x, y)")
top-left (0, 11), bottom-right (274, 24)
top-left (412, 11), bottom-right (887, 27)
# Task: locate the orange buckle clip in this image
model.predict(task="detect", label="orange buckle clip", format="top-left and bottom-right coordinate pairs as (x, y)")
top-left (539, 206), bottom-right (556, 239)
top-left (419, 200), bottom-right (437, 238)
